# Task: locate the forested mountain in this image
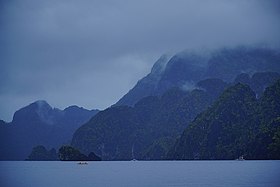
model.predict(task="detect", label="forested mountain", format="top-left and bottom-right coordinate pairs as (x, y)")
top-left (116, 47), bottom-right (280, 107)
top-left (0, 101), bottom-right (99, 160)
top-left (168, 80), bottom-right (280, 160)
top-left (72, 71), bottom-right (279, 160)
top-left (72, 79), bottom-right (228, 160)
top-left (2, 46), bottom-right (280, 161)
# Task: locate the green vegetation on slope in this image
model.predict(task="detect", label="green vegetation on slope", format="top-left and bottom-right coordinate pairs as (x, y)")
top-left (71, 83), bottom-right (224, 160)
top-left (168, 80), bottom-right (280, 160)
top-left (59, 145), bottom-right (101, 161)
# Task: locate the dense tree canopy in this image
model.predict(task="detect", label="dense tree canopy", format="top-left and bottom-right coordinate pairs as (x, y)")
top-left (168, 80), bottom-right (280, 160)
top-left (58, 145), bottom-right (101, 161)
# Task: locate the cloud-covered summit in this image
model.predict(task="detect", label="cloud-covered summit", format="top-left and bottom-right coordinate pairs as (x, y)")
top-left (1, 0), bottom-right (280, 121)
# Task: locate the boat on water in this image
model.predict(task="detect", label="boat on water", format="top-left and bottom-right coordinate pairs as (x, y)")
top-left (236, 156), bottom-right (245, 161)
top-left (77, 161), bottom-right (88, 165)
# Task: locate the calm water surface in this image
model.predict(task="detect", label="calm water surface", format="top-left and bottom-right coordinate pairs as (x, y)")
top-left (0, 161), bottom-right (279, 187)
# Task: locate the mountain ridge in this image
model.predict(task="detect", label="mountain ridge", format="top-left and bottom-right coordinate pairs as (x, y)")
top-left (0, 100), bottom-right (99, 160)
top-left (115, 46), bottom-right (280, 107)
top-left (72, 70), bottom-right (279, 160)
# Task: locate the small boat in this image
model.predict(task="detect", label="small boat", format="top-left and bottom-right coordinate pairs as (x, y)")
top-left (131, 159), bottom-right (137, 161)
top-left (236, 156), bottom-right (245, 161)
top-left (77, 161), bottom-right (88, 165)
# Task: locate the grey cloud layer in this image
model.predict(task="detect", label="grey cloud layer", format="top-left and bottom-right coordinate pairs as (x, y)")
top-left (0, 0), bottom-right (279, 121)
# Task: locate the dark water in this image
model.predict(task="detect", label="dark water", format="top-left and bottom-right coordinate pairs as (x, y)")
top-left (0, 161), bottom-right (279, 187)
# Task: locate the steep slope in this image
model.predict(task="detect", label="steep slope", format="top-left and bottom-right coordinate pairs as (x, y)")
top-left (168, 80), bottom-right (280, 160)
top-left (0, 101), bottom-right (99, 160)
top-left (116, 47), bottom-right (280, 107)
top-left (116, 54), bottom-right (170, 106)
top-left (156, 52), bottom-right (208, 93)
top-left (254, 79), bottom-right (280, 159)
top-left (72, 79), bottom-right (228, 160)
top-left (72, 71), bottom-right (279, 160)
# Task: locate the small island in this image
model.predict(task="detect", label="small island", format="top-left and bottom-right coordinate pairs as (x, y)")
top-left (26, 145), bottom-right (101, 161)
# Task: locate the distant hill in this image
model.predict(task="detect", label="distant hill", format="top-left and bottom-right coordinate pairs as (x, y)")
top-left (116, 47), bottom-right (280, 107)
top-left (167, 79), bottom-right (280, 160)
top-left (0, 101), bottom-right (99, 160)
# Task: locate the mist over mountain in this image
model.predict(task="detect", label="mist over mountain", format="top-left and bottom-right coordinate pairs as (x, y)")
top-left (116, 46), bottom-right (280, 107)
top-left (1, 46), bottom-right (280, 161)
top-left (0, 101), bottom-right (99, 160)
top-left (114, 54), bottom-right (171, 106)
top-left (72, 67), bottom-right (279, 160)
top-left (2, 0), bottom-right (280, 124)
top-left (1, 2), bottom-right (280, 187)
top-left (72, 46), bottom-right (280, 160)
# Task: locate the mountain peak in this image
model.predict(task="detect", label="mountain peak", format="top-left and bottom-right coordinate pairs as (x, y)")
top-left (12, 100), bottom-right (56, 125)
top-left (150, 54), bottom-right (171, 75)
top-left (34, 100), bottom-right (48, 104)
top-left (33, 100), bottom-right (52, 110)
top-left (64, 105), bottom-right (83, 111)
top-left (32, 100), bottom-right (56, 125)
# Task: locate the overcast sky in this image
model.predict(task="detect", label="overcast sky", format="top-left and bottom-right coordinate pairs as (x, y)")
top-left (0, 0), bottom-right (280, 122)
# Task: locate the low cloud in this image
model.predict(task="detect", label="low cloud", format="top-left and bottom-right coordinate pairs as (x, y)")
top-left (0, 0), bottom-right (279, 121)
